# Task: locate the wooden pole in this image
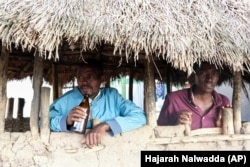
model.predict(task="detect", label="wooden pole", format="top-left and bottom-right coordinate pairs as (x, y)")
top-left (7, 98), bottom-right (14, 120)
top-left (17, 98), bottom-right (25, 118)
top-left (232, 71), bottom-right (242, 134)
top-left (52, 63), bottom-right (59, 101)
top-left (144, 59), bottom-right (156, 128)
top-left (40, 87), bottom-right (51, 143)
top-left (0, 43), bottom-right (9, 133)
top-left (128, 70), bottom-right (134, 101)
top-left (17, 98), bottom-right (25, 132)
top-left (166, 64), bottom-right (172, 94)
top-left (30, 53), bottom-right (43, 137)
top-left (58, 83), bottom-right (63, 97)
top-left (184, 124), bottom-right (191, 136)
top-left (222, 107), bottom-right (234, 135)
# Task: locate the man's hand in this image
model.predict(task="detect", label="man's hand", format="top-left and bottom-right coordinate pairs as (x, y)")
top-left (215, 104), bottom-right (232, 127)
top-left (178, 110), bottom-right (192, 125)
top-left (66, 106), bottom-right (87, 126)
top-left (81, 122), bottom-right (110, 148)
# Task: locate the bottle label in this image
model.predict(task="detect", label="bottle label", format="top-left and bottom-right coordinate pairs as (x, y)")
top-left (73, 108), bottom-right (88, 133)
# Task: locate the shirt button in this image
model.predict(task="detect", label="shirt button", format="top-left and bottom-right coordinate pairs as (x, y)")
top-left (202, 117), bottom-right (205, 120)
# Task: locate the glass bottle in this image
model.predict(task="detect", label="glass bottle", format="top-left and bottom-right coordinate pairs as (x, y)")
top-left (73, 95), bottom-right (90, 134)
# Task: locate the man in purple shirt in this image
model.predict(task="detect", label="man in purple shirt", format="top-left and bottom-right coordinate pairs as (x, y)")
top-left (157, 62), bottom-right (231, 130)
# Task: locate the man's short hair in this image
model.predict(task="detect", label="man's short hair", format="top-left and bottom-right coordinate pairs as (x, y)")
top-left (193, 61), bottom-right (220, 74)
top-left (77, 59), bottom-right (104, 76)
top-left (191, 61), bottom-right (228, 85)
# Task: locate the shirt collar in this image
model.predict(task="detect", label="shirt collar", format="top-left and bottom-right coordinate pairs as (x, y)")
top-left (89, 90), bottom-right (101, 103)
top-left (187, 85), bottom-right (217, 105)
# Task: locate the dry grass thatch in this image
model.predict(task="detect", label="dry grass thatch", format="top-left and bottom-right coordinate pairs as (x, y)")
top-left (1, 0), bottom-right (250, 75)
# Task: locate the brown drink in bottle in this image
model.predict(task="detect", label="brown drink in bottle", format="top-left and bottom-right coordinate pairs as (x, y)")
top-left (73, 95), bottom-right (90, 134)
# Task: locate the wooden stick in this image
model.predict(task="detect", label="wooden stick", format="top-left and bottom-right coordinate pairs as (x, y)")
top-left (222, 107), bottom-right (234, 135)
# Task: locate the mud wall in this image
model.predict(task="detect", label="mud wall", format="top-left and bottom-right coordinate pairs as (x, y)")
top-left (1, 125), bottom-right (250, 167)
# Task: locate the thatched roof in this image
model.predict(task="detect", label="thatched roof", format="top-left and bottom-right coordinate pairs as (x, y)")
top-left (1, 0), bottom-right (250, 85)
top-left (4, 42), bottom-right (177, 85)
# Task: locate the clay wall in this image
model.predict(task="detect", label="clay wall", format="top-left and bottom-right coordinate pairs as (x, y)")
top-left (1, 124), bottom-right (250, 167)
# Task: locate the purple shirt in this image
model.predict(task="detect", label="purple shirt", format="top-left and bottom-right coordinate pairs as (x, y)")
top-left (157, 87), bottom-right (230, 130)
